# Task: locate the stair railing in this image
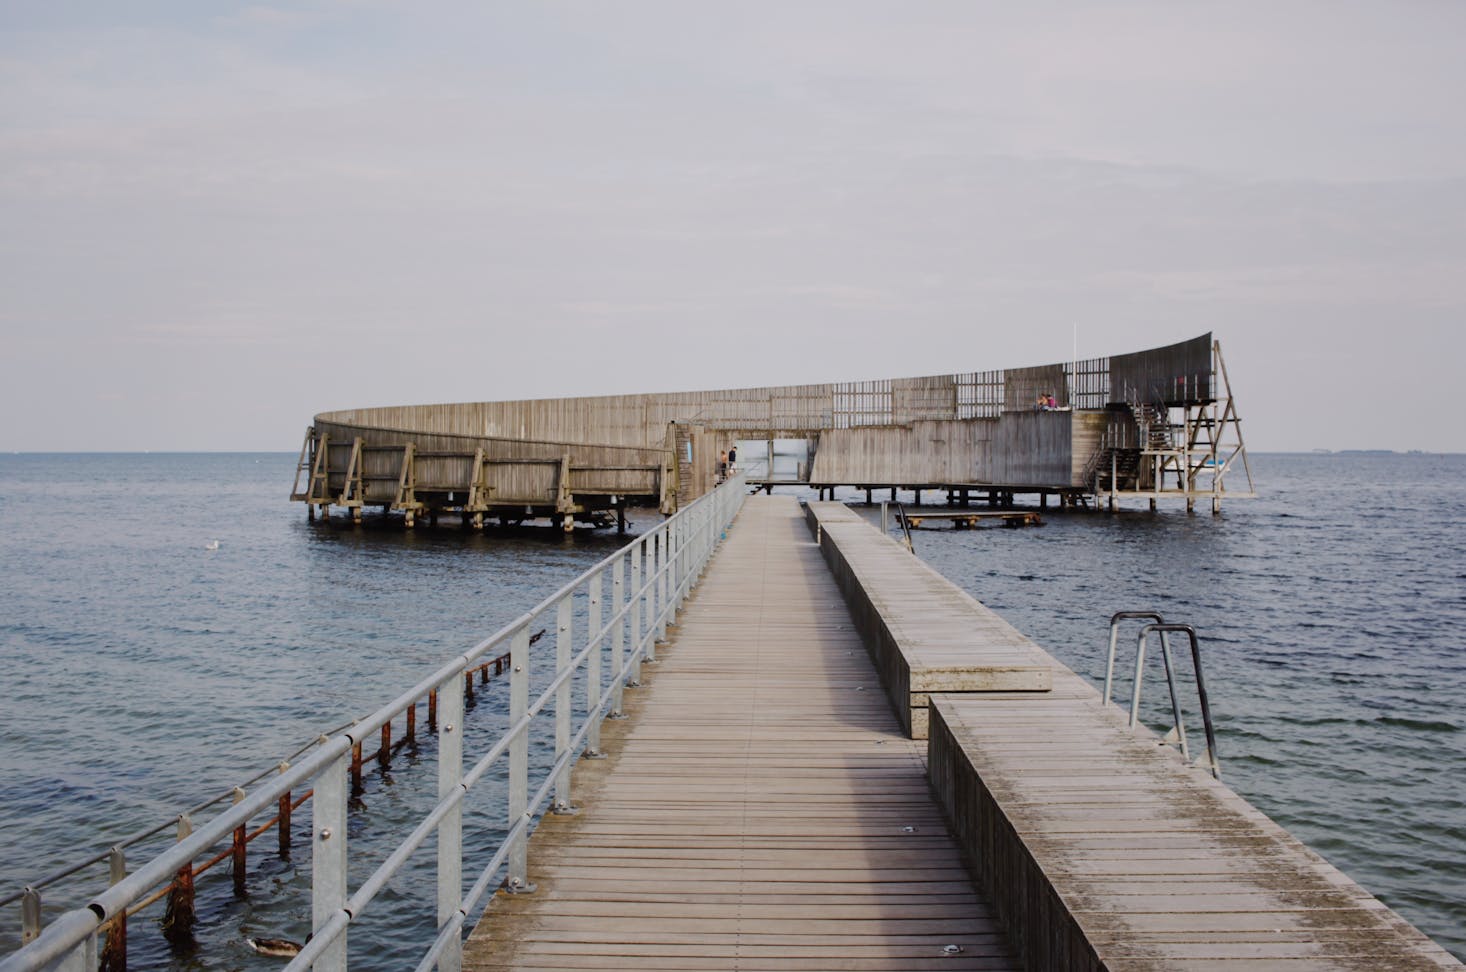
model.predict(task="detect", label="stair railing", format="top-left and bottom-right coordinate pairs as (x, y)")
top-left (1102, 612), bottom-right (1222, 780)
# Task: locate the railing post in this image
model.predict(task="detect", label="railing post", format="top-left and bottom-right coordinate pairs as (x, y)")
top-left (686, 511), bottom-right (696, 597)
top-left (507, 625), bottom-right (536, 892)
top-left (436, 671), bottom-right (464, 971)
top-left (585, 572), bottom-right (605, 757)
top-left (100, 847), bottom-right (126, 972)
top-left (645, 532), bottom-right (658, 661)
top-left (20, 887), bottom-right (40, 945)
top-left (161, 814), bottom-right (195, 947)
top-left (611, 556), bottom-right (626, 717)
top-left (278, 761), bottom-right (293, 858)
top-left (231, 786), bottom-right (247, 896)
top-left (553, 597), bottom-right (576, 813)
top-left (630, 540), bottom-right (644, 684)
top-left (659, 527), bottom-right (671, 642)
top-left (312, 744), bottom-right (349, 972)
top-left (20, 889), bottom-right (96, 970)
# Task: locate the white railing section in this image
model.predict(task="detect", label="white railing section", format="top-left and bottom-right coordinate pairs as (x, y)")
top-left (1, 476), bottom-right (748, 972)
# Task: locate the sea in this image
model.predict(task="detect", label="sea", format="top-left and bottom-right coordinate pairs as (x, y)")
top-left (1, 451), bottom-right (1463, 967)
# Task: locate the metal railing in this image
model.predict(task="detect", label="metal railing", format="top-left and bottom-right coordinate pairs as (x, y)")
top-left (1, 476), bottom-right (748, 972)
top-left (1103, 612), bottom-right (1222, 780)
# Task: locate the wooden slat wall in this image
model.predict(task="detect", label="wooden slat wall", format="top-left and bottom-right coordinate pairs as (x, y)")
top-left (988, 412), bottom-right (1074, 486)
top-left (808, 420), bottom-right (993, 485)
top-left (1068, 412), bottom-right (1110, 486)
top-left (307, 336), bottom-right (1216, 502)
top-left (315, 338), bottom-right (1207, 447)
top-left (1109, 332), bottom-right (1213, 406)
top-left (1004, 364), bottom-right (1069, 412)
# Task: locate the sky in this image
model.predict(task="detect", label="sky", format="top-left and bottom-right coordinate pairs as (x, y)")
top-left (2, 1), bottom-right (1464, 453)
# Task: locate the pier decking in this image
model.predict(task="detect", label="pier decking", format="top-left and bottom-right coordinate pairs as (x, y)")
top-left (464, 495), bottom-right (1018, 971)
top-left (466, 495), bottom-right (1462, 972)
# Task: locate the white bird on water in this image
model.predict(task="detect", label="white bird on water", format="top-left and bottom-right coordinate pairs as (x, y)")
top-left (205, 540), bottom-right (221, 551)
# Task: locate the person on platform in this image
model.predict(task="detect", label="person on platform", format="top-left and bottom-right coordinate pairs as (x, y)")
top-left (727, 444), bottom-right (737, 473)
top-left (717, 450), bottom-right (728, 482)
top-left (1036, 394), bottom-right (1048, 412)
top-left (1046, 393), bottom-right (1058, 409)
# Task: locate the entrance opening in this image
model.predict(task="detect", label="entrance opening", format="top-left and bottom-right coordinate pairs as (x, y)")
top-left (734, 438), bottom-right (813, 484)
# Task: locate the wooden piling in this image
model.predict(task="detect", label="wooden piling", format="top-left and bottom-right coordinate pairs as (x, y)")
top-left (161, 865), bottom-right (195, 945)
top-left (231, 824), bottom-right (247, 895)
top-left (278, 792), bottom-right (292, 857)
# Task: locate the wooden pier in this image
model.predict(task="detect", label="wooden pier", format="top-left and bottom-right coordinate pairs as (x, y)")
top-left (464, 496), bottom-right (1461, 971)
top-left (464, 495), bottom-right (1018, 970)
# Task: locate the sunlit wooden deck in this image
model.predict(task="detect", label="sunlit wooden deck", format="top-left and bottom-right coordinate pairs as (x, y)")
top-left (463, 495), bottom-right (1017, 971)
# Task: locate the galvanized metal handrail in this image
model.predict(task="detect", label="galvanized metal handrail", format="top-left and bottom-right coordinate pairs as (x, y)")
top-left (1, 476), bottom-right (747, 972)
top-left (1103, 612), bottom-right (1222, 780)
top-left (1137, 623), bottom-right (1222, 780)
top-left (0, 719), bottom-right (358, 913)
top-left (1105, 611), bottom-right (1190, 763)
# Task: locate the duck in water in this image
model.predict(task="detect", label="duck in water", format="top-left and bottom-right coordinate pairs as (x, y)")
top-left (245, 936), bottom-right (304, 957)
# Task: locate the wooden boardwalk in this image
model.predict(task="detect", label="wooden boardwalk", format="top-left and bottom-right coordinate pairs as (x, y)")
top-left (464, 495), bottom-right (1018, 971)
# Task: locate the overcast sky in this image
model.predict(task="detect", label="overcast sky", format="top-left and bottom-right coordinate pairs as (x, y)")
top-left (3, 2), bottom-right (1463, 452)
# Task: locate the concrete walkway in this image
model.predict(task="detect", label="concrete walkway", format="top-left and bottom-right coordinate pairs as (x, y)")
top-left (464, 495), bottom-right (1016, 971)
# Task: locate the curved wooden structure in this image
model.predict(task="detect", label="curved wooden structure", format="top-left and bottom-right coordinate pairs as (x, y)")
top-left (291, 333), bottom-right (1252, 527)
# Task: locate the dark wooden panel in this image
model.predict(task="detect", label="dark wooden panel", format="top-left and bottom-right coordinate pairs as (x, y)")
top-left (1108, 332), bottom-right (1213, 406)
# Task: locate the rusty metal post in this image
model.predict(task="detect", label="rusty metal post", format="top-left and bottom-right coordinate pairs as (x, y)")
top-left (161, 814), bottom-right (196, 946)
top-left (405, 702), bottom-right (416, 745)
top-left (278, 797), bottom-right (293, 858)
top-left (464, 669), bottom-right (475, 701)
top-left (350, 741), bottom-right (363, 793)
top-left (379, 723), bottom-right (391, 768)
top-left (231, 787), bottom-right (247, 896)
top-left (99, 847), bottom-right (127, 972)
top-left (428, 689), bottom-right (438, 730)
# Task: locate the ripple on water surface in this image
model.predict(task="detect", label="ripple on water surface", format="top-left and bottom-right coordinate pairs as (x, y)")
top-left (0, 452), bottom-right (1464, 965)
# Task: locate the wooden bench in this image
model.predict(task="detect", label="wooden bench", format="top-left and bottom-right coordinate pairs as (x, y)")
top-left (805, 501), bottom-right (1051, 738)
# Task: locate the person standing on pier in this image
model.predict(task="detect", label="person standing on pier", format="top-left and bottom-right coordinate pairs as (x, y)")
top-left (717, 450), bottom-right (728, 482)
top-left (728, 444), bottom-right (737, 473)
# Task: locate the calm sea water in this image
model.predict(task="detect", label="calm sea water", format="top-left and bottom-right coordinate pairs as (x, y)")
top-left (1, 452), bottom-right (1463, 965)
